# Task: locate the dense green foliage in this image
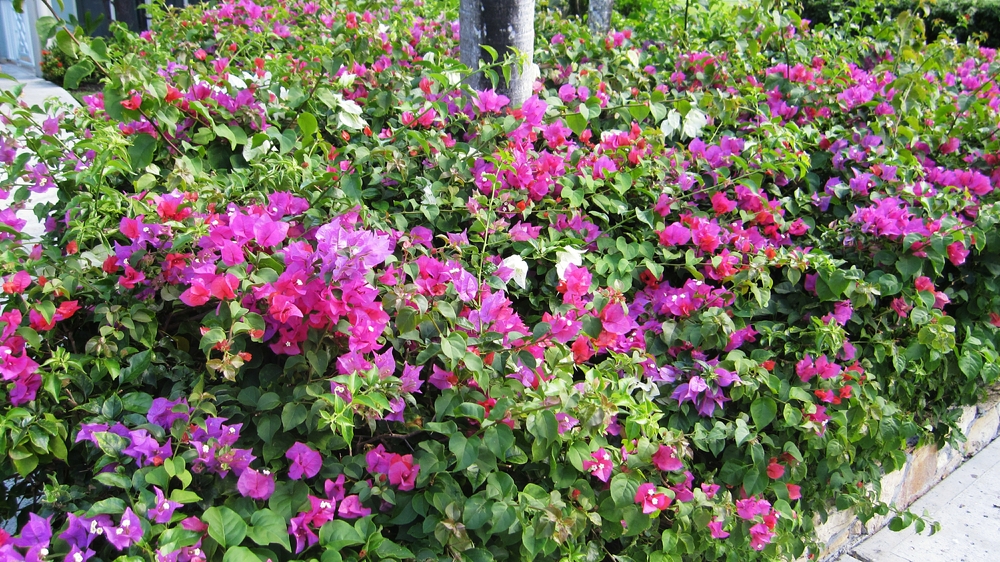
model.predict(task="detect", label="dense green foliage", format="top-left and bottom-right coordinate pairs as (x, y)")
top-left (0, 0), bottom-right (998, 560)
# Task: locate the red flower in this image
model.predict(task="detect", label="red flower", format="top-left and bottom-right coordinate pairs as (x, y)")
top-left (121, 93), bottom-right (143, 110)
top-left (766, 459), bottom-right (785, 479)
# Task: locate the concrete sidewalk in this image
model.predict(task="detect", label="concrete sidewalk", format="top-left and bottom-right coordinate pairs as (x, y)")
top-left (838, 435), bottom-right (1000, 561)
top-left (0, 63), bottom-right (79, 108)
top-left (0, 62), bottom-right (78, 240)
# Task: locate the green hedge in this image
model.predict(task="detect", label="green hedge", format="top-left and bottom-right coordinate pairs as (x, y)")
top-left (800, 0), bottom-right (1000, 47)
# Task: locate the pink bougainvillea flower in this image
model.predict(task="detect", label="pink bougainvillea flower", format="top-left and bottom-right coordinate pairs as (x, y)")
top-left (707, 517), bottom-right (730, 539)
top-left (387, 454), bottom-right (419, 491)
top-left (914, 276), bottom-right (935, 292)
top-left (237, 467), bottom-right (276, 500)
top-left (338, 495), bottom-right (371, 519)
top-left (582, 448), bottom-right (613, 482)
top-left (472, 89), bottom-right (510, 114)
top-left (947, 241), bottom-right (969, 266)
top-left (286, 442), bottom-right (322, 480)
top-left (891, 297), bottom-right (912, 318)
top-left (651, 444), bottom-right (683, 472)
top-left (736, 497), bottom-right (771, 521)
top-left (766, 459), bottom-right (785, 479)
top-left (786, 483), bottom-right (802, 500)
top-left (2, 271), bottom-right (30, 294)
top-left (749, 522), bottom-right (774, 550)
top-left (634, 483), bottom-right (670, 514)
top-left (118, 266), bottom-right (146, 289)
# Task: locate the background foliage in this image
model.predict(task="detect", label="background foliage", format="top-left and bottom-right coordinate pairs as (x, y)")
top-left (1, 0), bottom-right (998, 560)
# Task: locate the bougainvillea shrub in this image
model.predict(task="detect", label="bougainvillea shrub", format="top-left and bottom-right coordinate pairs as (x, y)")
top-left (1, 0), bottom-right (998, 560)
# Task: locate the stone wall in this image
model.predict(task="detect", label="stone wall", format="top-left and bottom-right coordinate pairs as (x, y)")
top-left (815, 391), bottom-right (1000, 561)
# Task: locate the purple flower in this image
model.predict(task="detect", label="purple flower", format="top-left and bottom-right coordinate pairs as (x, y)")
top-left (122, 430), bottom-right (171, 466)
top-left (555, 413), bottom-right (578, 434)
top-left (592, 155), bottom-right (617, 180)
top-left (238, 467), bottom-right (276, 500)
top-left (146, 397), bottom-right (189, 429)
top-left (75, 423), bottom-right (109, 445)
top-left (324, 475), bottom-right (346, 501)
top-left (366, 444), bottom-right (393, 475)
top-left (407, 226), bottom-right (433, 248)
top-left (59, 513), bottom-right (97, 549)
top-left (399, 363), bottom-right (423, 394)
top-left (12, 513), bottom-right (51, 548)
top-left (286, 442), bottom-right (322, 480)
top-left (42, 116), bottom-right (60, 135)
top-left (65, 544), bottom-right (97, 562)
top-left (671, 375), bottom-right (708, 404)
top-left (104, 508), bottom-right (142, 550)
top-left (428, 365), bottom-right (456, 390)
top-left (147, 487), bottom-right (179, 524)
top-left (736, 497), bottom-right (771, 520)
top-left (331, 381), bottom-right (353, 404)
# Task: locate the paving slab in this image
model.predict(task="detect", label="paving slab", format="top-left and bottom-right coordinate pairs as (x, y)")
top-left (0, 63), bottom-right (79, 108)
top-left (849, 436), bottom-right (1000, 562)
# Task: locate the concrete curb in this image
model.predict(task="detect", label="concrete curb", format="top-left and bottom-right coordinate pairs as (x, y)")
top-left (818, 391), bottom-right (1000, 561)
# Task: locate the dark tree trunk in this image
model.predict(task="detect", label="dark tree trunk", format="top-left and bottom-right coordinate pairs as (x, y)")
top-left (111, 0), bottom-right (141, 32)
top-left (589, 0), bottom-right (614, 34)
top-left (459, 0), bottom-right (537, 107)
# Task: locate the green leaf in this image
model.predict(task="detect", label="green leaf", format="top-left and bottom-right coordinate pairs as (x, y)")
top-left (158, 527), bottom-right (203, 553)
top-left (281, 403), bottom-right (308, 431)
top-left (463, 495), bottom-right (492, 531)
top-left (298, 112), bottom-right (318, 137)
top-left (248, 509), bottom-right (291, 551)
top-left (527, 410), bottom-right (558, 443)
top-left (204, 506), bottom-right (248, 548)
top-left (566, 113), bottom-right (587, 137)
top-left (214, 124), bottom-right (247, 149)
top-left (610, 473), bottom-right (638, 507)
top-left (269, 480), bottom-right (309, 520)
top-left (55, 28), bottom-right (77, 58)
top-left (319, 520), bottom-right (365, 550)
top-left (449, 433), bottom-right (479, 471)
top-left (86, 497), bottom-right (126, 516)
top-left (35, 16), bottom-right (59, 42)
top-left (959, 351), bottom-right (983, 380)
top-left (95, 472), bottom-right (131, 489)
top-left (257, 392), bottom-right (281, 411)
top-left (374, 538), bottom-right (414, 559)
top-left (628, 103), bottom-right (650, 122)
top-left (79, 37), bottom-right (110, 63)
top-left (12, 454), bottom-right (37, 477)
top-left (63, 60), bottom-right (95, 90)
top-left (120, 350), bottom-right (151, 384)
top-left (128, 133), bottom-right (158, 173)
top-left (222, 546), bottom-right (261, 562)
top-left (750, 397), bottom-right (777, 430)
top-left (895, 255), bottom-right (923, 280)
top-left (93, 431), bottom-right (129, 457)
